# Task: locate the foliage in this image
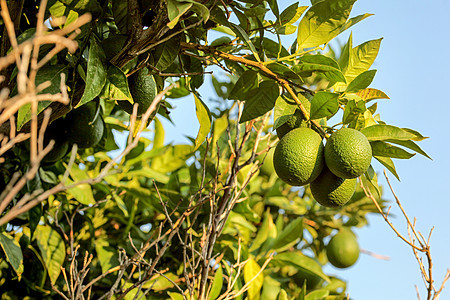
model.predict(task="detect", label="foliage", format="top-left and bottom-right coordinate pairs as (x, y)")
top-left (0, 0), bottom-right (436, 299)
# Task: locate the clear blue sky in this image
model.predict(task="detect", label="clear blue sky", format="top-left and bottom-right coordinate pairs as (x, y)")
top-left (159, 0), bottom-right (450, 298)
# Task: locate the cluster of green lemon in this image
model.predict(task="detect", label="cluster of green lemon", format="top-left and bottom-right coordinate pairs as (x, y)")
top-left (272, 111), bottom-right (372, 208)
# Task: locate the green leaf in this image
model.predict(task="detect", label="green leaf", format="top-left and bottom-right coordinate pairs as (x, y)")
top-left (338, 32), bottom-right (352, 71)
top-left (244, 258), bottom-right (264, 300)
top-left (194, 95), bottom-right (212, 151)
top-left (273, 96), bottom-right (297, 130)
top-left (293, 54), bottom-right (346, 84)
top-left (17, 65), bottom-right (68, 129)
top-left (356, 88), bottom-right (390, 101)
top-left (374, 156), bottom-right (400, 180)
top-left (386, 139), bottom-right (431, 159)
top-left (344, 38), bottom-right (383, 82)
top-left (267, 0), bottom-right (280, 17)
top-left (271, 217), bottom-right (303, 252)
top-left (310, 91), bottom-right (339, 119)
top-left (228, 70), bottom-right (259, 101)
top-left (0, 232), bottom-right (23, 277)
top-left (370, 141), bottom-right (415, 159)
top-left (278, 289), bottom-right (289, 300)
top-left (305, 289), bottom-right (330, 300)
top-left (35, 225), bottom-right (65, 284)
top-left (66, 164), bottom-right (96, 205)
top-left (261, 276), bottom-right (281, 300)
top-left (297, 0), bottom-right (356, 49)
top-left (78, 38), bottom-right (107, 107)
top-left (112, 0), bottom-right (129, 34)
top-left (168, 292), bottom-right (184, 300)
top-left (361, 125), bottom-right (417, 141)
top-left (267, 63), bottom-right (301, 80)
top-left (151, 144), bottom-right (193, 173)
top-left (346, 69), bottom-right (377, 93)
top-left (240, 80), bottom-right (279, 123)
top-left (230, 23), bottom-right (261, 62)
top-left (342, 99), bottom-right (365, 124)
top-left (273, 251), bottom-right (329, 282)
top-left (153, 35), bottom-right (182, 71)
top-left (279, 3), bottom-right (307, 25)
top-left (401, 128), bottom-right (429, 141)
top-left (95, 239), bottom-right (119, 273)
top-left (167, 0), bottom-right (193, 29)
top-left (339, 13), bottom-right (373, 33)
top-left (250, 210), bottom-right (276, 253)
top-left (106, 65), bottom-right (132, 101)
top-left (209, 265), bottom-right (223, 300)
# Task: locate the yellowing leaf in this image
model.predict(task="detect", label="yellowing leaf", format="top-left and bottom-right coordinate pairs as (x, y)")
top-left (194, 95), bottom-right (212, 151)
top-left (244, 258), bottom-right (264, 300)
top-left (356, 88), bottom-right (389, 101)
top-left (0, 232), bottom-right (24, 277)
top-left (35, 225), bottom-right (66, 284)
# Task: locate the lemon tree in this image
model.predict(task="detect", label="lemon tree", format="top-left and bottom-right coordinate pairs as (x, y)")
top-left (0, 0), bottom-right (434, 299)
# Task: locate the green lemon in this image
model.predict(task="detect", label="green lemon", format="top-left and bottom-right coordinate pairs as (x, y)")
top-left (326, 229), bottom-right (360, 268)
top-left (119, 68), bottom-right (157, 117)
top-left (324, 128), bottom-right (372, 179)
top-left (273, 127), bottom-right (324, 186)
top-left (259, 147), bottom-right (275, 176)
top-left (42, 118), bottom-right (70, 163)
top-left (310, 167), bottom-right (357, 208)
top-left (66, 101), bottom-right (104, 149)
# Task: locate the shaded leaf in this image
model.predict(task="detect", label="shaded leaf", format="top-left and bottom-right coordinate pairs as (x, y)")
top-left (370, 141), bottom-right (415, 159)
top-left (0, 232), bottom-right (23, 277)
top-left (35, 225), bottom-right (65, 284)
top-left (228, 70), bottom-right (259, 101)
top-left (386, 139), bottom-right (431, 159)
top-left (240, 80), bottom-right (279, 123)
top-left (167, 0), bottom-right (192, 29)
top-left (112, 0), bottom-right (129, 34)
top-left (346, 69), bottom-right (377, 93)
top-left (374, 156), bottom-right (400, 180)
top-left (230, 23), bottom-right (261, 62)
top-left (293, 54), bottom-right (346, 84)
top-left (272, 251), bottom-right (329, 282)
top-left (342, 99), bottom-right (365, 124)
top-left (153, 35), bottom-right (182, 71)
top-left (95, 239), bottom-right (119, 273)
top-left (279, 3), bottom-right (307, 25)
top-left (310, 91), bottom-right (339, 119)
top-left (78, 38), bottom-right (107, 107)
top-left (106, 65), bottom-right (132, 101)
top-left (271, 217), bottom-right (303, 252)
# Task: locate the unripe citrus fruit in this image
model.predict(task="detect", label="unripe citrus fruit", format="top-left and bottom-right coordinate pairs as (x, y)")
top-left (42, 118), bottom-right (70, 163)
top-left (119, 68), bottom-right (157, 117)
top-left (324, 128), bottom-right (372, 179)
top-left (273, 127), bottom-right (324, 186)
top-left (66, 101), bottom-right (104, 149)
top-left (326, 229), bottom-right (360, 268)
top-left (310, 167), bottom-right (357, 208)
top-left (276, 109), bottom-right (309, 139)
top-left (259, 147), bottom-right (275, 176)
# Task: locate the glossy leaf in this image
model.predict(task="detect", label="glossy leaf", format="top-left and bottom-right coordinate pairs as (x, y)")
top-left (279, 3), bottom-right (307, 25)
top-left (344, 38), bottom-right (383, 82)
top-left (35, 225), bottom-right (66, 284)
top-left (106, 65), bottom-right (132, 101)
top-left (297, 0), bottom-right (356, 49)
top-left (153, 35), bottom-right (182, 71)
top-left (271, 217), bottom-right (303, 252)
top-left (305, 289), bottom-right (330, 300)
top-left (356, 88), bottom-right (390, 101)
top-left (310, 91), bottom-right (339, 119)
top-left (346, 69), bottom-right (377, 93)
top-left (240, 80), bottom-right (279, 123)
top-left (78, 38), bottom-right (107, 107)
top-left (370, 141), bottom-right (415, 159)
top-left (243, 258), bottom-right (264, 300)
top-left (361, 124), bottom-right (417, 141)
top-left (273, 96), bottom-right (297, 130)
top-left (0, 232), bottom-right (23, 277)
top-left (374, 156), bottom-right (400, 180)
top-left (194, 95), bottom-right (212, 151)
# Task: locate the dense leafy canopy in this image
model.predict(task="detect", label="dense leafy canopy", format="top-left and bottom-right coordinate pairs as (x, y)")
top-left (0, 0), bottom-right (429, 299)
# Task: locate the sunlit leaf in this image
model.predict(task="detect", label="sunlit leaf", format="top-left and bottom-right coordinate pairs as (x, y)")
top-left (244, 258), bottom-right (264, 300)
top-left (35, 225), bottom-right (65, 284)
top-left (346, 69), bottom-right (377, 93)
top-left (194, 95), bottom-right (212, 151)
top-left (356, 88), bottom-right (390, 101)
top-left (370, 141), bottom-right (415, 159)
top-left (0, 233), bottom-right (23, 277)
top-left (361, 124), bottom-right (417, 141)
top-left (310, 91), bottom-right (339, 119)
